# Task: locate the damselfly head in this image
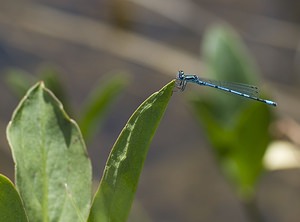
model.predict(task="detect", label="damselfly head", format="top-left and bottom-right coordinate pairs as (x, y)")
top-left (177, 70), bottom-right (185, 80)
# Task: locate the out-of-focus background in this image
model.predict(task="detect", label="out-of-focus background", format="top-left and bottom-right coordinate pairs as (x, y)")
top-left (1, 0), bottom-right (300, 221)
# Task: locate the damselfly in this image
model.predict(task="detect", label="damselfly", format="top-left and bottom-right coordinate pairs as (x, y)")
top-left (176, 70), bottom-right (277, 106)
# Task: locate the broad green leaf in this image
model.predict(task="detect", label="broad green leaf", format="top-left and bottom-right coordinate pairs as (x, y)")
top-left (88, 80), bottom-right (175, 222)
top-left (0, 174), bottom-right (28, 222)
top-left (79, 73), bottom-right (129, 142)
top-left (7, 82), bottom-right (92, 222)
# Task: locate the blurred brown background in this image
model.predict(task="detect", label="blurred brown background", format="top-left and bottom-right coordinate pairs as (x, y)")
top-left (0, 0), bottom-right (300, 221)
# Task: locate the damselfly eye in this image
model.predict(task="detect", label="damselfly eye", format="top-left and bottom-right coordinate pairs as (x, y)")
top-left (178, 70), bottom-right (185, 78)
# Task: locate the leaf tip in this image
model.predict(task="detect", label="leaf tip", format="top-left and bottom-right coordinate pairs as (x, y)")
top-left (38, 81), bottom-right (45, 88)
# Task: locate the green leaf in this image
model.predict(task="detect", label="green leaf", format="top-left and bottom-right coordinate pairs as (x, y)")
top-left (88, 80), bottom-right (175, 222)
top-left (7, 82), bottom-right (92, 222)
top-left (0, 174), bottom-right (28, 222)
top-left (79, 72), bottom-right (129, 142)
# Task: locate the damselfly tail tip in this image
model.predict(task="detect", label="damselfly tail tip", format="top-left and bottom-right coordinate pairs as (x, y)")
top-left (265, 100), bottom-right (277, 107)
